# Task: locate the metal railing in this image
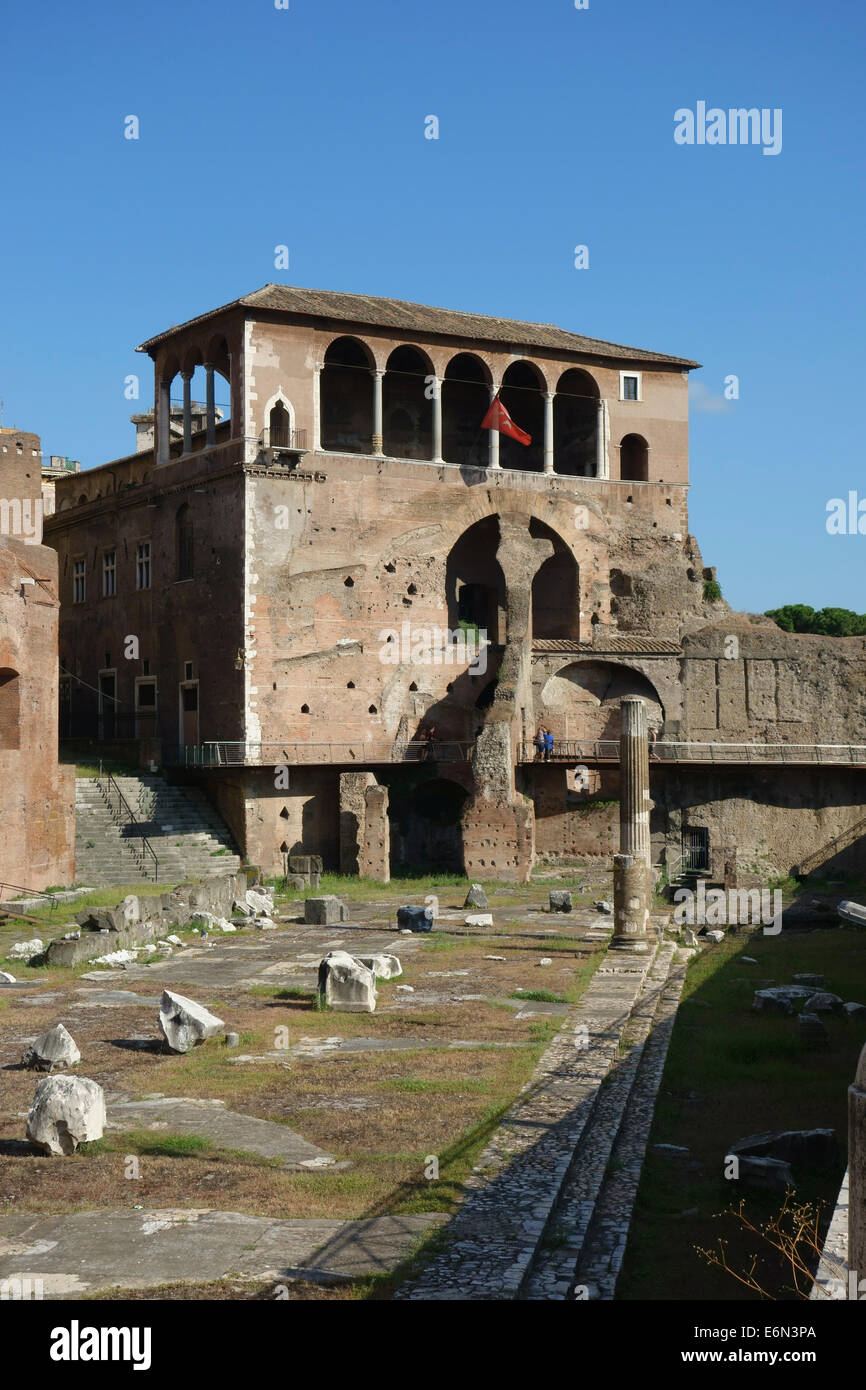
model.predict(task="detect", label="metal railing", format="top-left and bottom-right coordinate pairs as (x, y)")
top-left (95, 761), bottom-right (159, 881)
top-left (260, 426), bottom-right (308, 451)
top-left (180, 739), bottom-right (475, 768)
top-left (519, 740), bottom-right (866, 766)
top-left (0, 882), bottom-right (60, 923)
top-left (795, 812), bottom-right (866, 878)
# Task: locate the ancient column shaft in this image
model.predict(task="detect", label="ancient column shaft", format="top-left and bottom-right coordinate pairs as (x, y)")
top-left (611, 852), bottom-right (650, 952)
top-left (620, 695), bottom-right (651, 869)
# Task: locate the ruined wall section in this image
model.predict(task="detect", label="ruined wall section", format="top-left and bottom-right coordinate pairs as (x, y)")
top-left (0, 536), bottom-right (75, 889)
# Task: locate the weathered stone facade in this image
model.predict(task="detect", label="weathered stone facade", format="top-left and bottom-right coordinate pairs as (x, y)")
top-left (42, 285), bottom-right (866, 880)
top-left (0, 441), bottom-right (75, 890)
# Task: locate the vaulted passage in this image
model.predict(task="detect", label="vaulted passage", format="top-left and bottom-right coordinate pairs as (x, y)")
top-left (539, 660), bottom-right (664, 742)
top-left (620, 433), bottom-right (649, 481)
top-left (388, 774), bottom-right (469, 872)
top-left (529, 518), bottom-right (580, 640)
top-left (446, 515), bottom-right (506, 645)
top-left (321, 336), bottom-right (374, 454)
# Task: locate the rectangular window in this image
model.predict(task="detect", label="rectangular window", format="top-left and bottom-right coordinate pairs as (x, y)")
top-left (620, 372), bottom-right (641, 402)
top-left (73, 559), bottom-right (86, 604)
top-left (136, 681), bottom-right (156, 708)
top-left (184, 661), bottom-right (194, 681)
top-left (136, 540), bottom-right (151, 590)
top-left (102, 550), bottom-right (116, 597)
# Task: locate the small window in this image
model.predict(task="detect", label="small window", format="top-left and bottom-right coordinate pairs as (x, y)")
top-left (136, 540), bottom-right (151, 590)
top-left (136, 681), bottom-right (156, 708)
top-left (184, 661), bottom-right (194, 681)
top-left (102, 550), bottom-right (116, 597)
top-left (143, 659), bottom-right (150, 675)
top-left (620, 372), bottom-right (641, 402)
top-left (73, 559), bottom-right (86, 604)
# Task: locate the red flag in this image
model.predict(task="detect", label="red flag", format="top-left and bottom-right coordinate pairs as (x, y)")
top-left (481, 394), bottom-right (532, 446)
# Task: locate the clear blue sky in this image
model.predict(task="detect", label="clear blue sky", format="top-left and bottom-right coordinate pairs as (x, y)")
top-left (1, 0), bottom-right (863, 614)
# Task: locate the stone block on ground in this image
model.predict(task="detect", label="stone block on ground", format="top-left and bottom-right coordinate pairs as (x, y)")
top-left (0, 970), bottom-right (15, 982)
top-left (729, 1127), bottom-right (838, 1169)
top-left (804, 991), bottom-right (844, 1015)
top-left (158, 990), bottom-right (225, 1053)
top-left (797, 1012), bottom-right (829, 1045)
top-left (549, 890), bottom-right (572, 913)
top-left (305, 896), bottom-right (349, 926)
top-left (318, 951), bottom-right (376, 1013)
top-left (464, 913), bottom-right (493, 927)
top-left (594, 901), bottom-right (613, 915)
top-left (735, 1155), bottom-right (795, 1191)
top-left (7, 939), bottom-right (44, 960)
top-left (353, 954), bottom-right (402, 980)
top-left (463, 884), bottom-right (488, 910)
top-left (26, 1075), bottom-right (106, 1155)
top-left (844, 1001), bottom-right (866, 1020)
top-left (21, 1023), bottom-right (81, 1072)
top-left (753, 986), bottom-right (814, 1015)
top-left (396, 905), bottom-right (434, 933)
top-left (704, 929), bottom-right (725, 944)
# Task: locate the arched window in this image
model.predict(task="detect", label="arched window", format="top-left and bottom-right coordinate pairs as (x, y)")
top-left (620, 434), bottom-right (649, 482)
top-left (554, 369), bottom-right (599, 476)
top-left (320, 337), bottom-right (374, 454)
top-left (383, 345), bottom-right (433, 460)
top-left (269, 400), bottom-right (292, 448)
top-left (442, 353), bottom-right (490, 467)
top-left (499, 361), bottom-right (545, 472)
top-left (176, 504), bottom-right (194, 580)
top-left (0, 668), bottom-right (20, 749)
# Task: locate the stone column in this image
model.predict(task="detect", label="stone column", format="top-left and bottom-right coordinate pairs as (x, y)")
top-left (850, 1042), bottom-right (866, 1286)
top-left (372, 370), bottom-right (384, 455)
top-left (205, 364), bottom-right (216, 445)
top-left (181, 372), bottom-right (192, 454)
top-left (610, 852), bottom-right (650, 952)
top-left (312, 364), bottom-right (322, 452)
top-left (543, 392), bottom-right (555, 474)
top-left (610, 695), bottom-right (651, 952)
top-left (620, 696), bottom-right (651, 868)
top-left (431, 377), bottom-right (443, 463)
top-left (488, 386), bottom-right (500, 469)
top-left (157, 377), bottom-right (171, 464)
top-left (596, 399), bottom-right (608, 478)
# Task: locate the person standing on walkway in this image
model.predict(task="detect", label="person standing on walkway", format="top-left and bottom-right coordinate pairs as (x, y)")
top-left (535, 727), bottom-right (546, 760)
top-left (544, 728), bottom-right (554, 762)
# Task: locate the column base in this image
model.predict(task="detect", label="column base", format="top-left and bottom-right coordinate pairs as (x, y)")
top-left (608, 937), bottom-right (650, 954)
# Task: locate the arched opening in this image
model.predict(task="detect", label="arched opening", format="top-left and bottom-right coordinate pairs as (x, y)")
top-left (0, 668), bottom-right (20, 749)
top-left (499, 361), bottom-right (545, 472)
top-left (176, 503), bottom-right (193, 581)
top-left (442, 353), bottom-right (490, 467)
top-left (389, 774), bottom-right (469, 872)
top-left (620, 433), bottom-right (649, 482)
top-left (321, 336), bottom-right (374, 454)
top-left (554, 369), bottom-right (599, 476)
top-left (383, 345), bottom-right (433, 460)
top-left (529, 518), bottom-right (580, 640)
top-left (539, 660), bottom-right (664, 743)
top-left (268, 400), bottom-right (292, 448)
top-left (446, 515), bottom-right (506, 646)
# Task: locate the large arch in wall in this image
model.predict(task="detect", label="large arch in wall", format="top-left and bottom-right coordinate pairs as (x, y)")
top-left (529, 517), bottom-right (580, 640)
top-left (320, 335), bottom-right (374, 453)
top-left (538, 660), bottom-right (665, 742)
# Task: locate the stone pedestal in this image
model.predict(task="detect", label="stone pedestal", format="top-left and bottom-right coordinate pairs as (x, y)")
top-left (610, 852), bottom-right (650, 952)
top-left (849, 1042), bottom-right (866, 1282)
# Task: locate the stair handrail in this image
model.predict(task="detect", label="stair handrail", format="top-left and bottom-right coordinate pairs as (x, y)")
top-left (795, 812), bottom-right (866, 879)
top-left (0, 882), bottom-right (60, 912)
top-left (95, 763), bottom-right (159, 881)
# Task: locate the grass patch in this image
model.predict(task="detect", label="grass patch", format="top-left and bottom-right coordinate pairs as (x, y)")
top-left (510, 988), bottom-right (568, 1004)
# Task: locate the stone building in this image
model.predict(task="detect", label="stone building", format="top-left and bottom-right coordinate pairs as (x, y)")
top-left (0, 437), bottom-right (75, 890)
top-left (43, 286), bottom-right (866, 882)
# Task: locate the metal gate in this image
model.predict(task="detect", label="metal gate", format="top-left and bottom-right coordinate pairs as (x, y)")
top-left (682, 826), bottom-right (710, 873)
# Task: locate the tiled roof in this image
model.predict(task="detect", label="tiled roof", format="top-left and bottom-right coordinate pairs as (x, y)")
top-left (137, 284), bottom-right (700, 368)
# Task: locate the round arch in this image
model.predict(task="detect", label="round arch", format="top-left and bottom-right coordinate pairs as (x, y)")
top-left (555, 368), bottom-right (599, 476)
top-left (321, 336), bottom-right (374, 453)
top-left (539, 660), bottom-right (664, 742)
top-left (620, 433), bottom-right (649, 482)
top-left (383, 344), bottom-right (434, 460)
top-left (500, 360), bottom-right (545, 472)
top-left (442, 352), bottom-right (491, 468)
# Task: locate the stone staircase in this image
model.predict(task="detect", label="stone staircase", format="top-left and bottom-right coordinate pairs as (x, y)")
top-left (396, 935), bottom-right (691, 1301)
top-left (74, 774), bottom-right (241, 887)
